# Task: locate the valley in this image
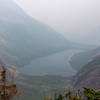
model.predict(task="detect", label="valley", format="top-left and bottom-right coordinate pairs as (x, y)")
top-left (0, 0), bottom-right (100, 100)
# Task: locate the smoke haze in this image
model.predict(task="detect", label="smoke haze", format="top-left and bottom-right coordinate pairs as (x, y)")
top-left (14, 0), bottom-right (100, 45)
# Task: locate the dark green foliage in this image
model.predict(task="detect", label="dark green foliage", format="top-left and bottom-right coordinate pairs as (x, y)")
top-left (65, 89), bottom-right (84, 100)
top-left (47, 87), bottom-right (100, 100)
top-left (57, 94), bottom-right (64, 100)
top-left (83, 87), bottom-right (100, 100)
top-left (83, 87), bottom-right (95, 100)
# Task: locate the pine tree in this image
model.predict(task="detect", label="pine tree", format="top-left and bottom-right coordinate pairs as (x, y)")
top-left (0, 66), bottom-right (20, 100)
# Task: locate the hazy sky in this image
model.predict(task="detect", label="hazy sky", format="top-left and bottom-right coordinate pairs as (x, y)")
top-left (14, 0), bottom-right (100, 42)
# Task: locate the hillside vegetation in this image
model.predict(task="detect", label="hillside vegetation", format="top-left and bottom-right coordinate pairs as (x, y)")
top-left (17, 75), bottom-right (71, 100)
top-left (70, 47), bottom-right (100, 70)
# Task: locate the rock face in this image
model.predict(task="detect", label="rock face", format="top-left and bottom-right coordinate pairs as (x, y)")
top-left (0, 0), bottom-right (72, 67)
top-left (71, 55), bottom-right (100, 90)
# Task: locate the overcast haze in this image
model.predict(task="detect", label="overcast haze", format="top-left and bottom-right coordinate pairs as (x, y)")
top-left (14, 0), bottom-right (100, 44)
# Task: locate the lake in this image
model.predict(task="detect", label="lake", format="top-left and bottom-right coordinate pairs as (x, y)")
top-left (19, 49), bottom-right (79, 76)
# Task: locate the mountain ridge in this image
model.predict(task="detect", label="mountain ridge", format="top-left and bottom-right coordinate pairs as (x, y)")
top-left (0, 0), bottom-right (72, 68)
top-left (71, 54), bottom-right (100, 90)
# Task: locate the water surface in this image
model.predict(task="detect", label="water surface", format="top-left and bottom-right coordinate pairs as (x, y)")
top-left (19, 49), bottom-right (79, 76)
